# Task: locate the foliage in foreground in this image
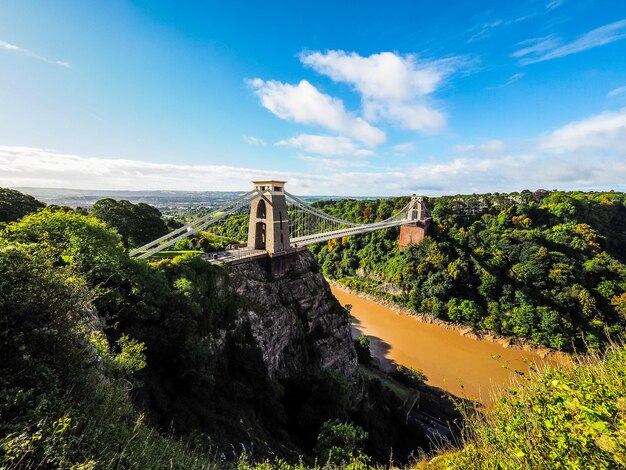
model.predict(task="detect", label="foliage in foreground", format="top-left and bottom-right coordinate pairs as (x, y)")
top-left (0, 242), bottom-right (217, 469)
top-left (421, 344), bottom-right (626, 469)
top-left (0, 193), bottom-right (416, 467)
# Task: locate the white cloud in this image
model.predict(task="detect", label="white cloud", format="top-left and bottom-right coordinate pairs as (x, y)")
top-left (453, 140), bottom-right (506, 155)
top-left (301, 50), bottom-right (451, 101)
top-left (1, 143), bottom-right (625, 197)
top-left (300, 50), bottom-right (453, 133)
top-left (402, 154), bottom-right (626, 193)
top-left (242, 135), bottom-right (267, 146)
top-left (480, 140), bottom-right (507, 155)
top-left (276, 134), bottom-right (372, 156)
top-left (391, 142), bottom-right (416, 153)
top-left (363, 100), bottom-right (446, 133)
top-left (298, 155), bottom-right (370, 170)
top-left (0, 145), bottom-right (279, 191)
top-left (488, 73), bottom-right (524, 90)
top-left (514, 19), bottom-right (626, 65)
top-left (608, 85), bottom-right (626, 98)
top-left (247, 78), bottom-right (385, 146)
top-left (467, 12), bottom-right (533, 43)
top-left (546, 0), bottom-right (564, 11)
top-left (454, 144), bottom-right (476, 153)
top-left (538, 108), bottom-right (626, 153)
top-left (512, 36), bottom-right (560, 60)
top-left (0, 39), bottom-right (70, 68)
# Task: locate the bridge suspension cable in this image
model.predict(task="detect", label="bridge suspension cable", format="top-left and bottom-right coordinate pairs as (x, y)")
top-left (130, 184), bottom-right (430, 258)
top-left (129, 189), bottom-right (257, 259)
top-left (284, 192), bottom-right (424, 247)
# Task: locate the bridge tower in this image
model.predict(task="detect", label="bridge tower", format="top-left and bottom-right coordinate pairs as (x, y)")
top-left (398, 195), bottom-right (430, 250)
top-left (247, 180), bottom-right (292, 255)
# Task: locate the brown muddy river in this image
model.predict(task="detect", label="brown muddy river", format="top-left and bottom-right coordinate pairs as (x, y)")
top-left (331, 285), bottom-right (566, 405)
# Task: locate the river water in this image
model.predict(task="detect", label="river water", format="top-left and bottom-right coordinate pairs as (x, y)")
top-left (331, 285), bottom-right (565, 405)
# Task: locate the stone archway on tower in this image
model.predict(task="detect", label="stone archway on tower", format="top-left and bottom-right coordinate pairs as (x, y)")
top-left (247, 181), bottom-right (291, 255)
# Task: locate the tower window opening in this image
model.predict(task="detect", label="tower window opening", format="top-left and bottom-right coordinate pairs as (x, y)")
top-left (256, 199), bottom-right (267, 219)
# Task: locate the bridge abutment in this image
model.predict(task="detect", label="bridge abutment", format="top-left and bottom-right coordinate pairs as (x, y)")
top-left (399, 220), bottom-right (430, 250)
top-left (398, 195), bottom-right (430, 250)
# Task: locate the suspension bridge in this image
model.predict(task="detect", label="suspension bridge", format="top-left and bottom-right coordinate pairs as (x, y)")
top-left (129, 180), bottom-right (430, 262)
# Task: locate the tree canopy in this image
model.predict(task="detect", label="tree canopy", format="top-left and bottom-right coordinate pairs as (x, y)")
top-left (313, 191), bottom-right (626, 351)
top-left (0, 187), bottom-right (45, 223)
top-left (91, 198), bottom-right (168, 249)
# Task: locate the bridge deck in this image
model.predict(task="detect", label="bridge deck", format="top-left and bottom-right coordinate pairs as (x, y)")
top-left (290, 218), bottom-right (408, 247)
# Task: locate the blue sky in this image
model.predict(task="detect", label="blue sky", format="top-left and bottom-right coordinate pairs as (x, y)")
top-left (1, 0), bottom-right (626, 195)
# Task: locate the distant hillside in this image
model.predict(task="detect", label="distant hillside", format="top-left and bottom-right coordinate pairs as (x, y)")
top-left (11, 187), bottom-right (366, 210)
top-left (11, 187), bottom-right (245, 209)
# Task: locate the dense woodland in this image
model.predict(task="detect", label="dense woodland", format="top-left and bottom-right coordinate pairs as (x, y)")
top-left (2, 187), bottom-right (626, 468)
top-left (309, 190), bottom-right (626, 351)
top-left (0, 188), bottom-right (416, 468)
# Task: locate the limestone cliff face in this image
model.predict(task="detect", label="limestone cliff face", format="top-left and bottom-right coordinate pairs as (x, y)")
top-left (228, 250), bottom-right (360, 396)
top-left (137, 250), bottom-right (361, 458)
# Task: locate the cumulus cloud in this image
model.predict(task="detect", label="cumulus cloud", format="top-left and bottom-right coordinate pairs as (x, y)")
top-left (276, 134), bottom-right (372, 156)
top-left (300, 50), bottom-right (453, 133)
top-left (538, 108), bottom-right (626, 153)
top-left (514, 19), bottom-right (626, 65)
top-left (363, 100), bottom-right (446, 133)
top-left (300, 50), bottom-right (451, 100)
top-left (0, 39), bottom-right (70, 68)
top-left (247, 78), bottom-right (385, 146)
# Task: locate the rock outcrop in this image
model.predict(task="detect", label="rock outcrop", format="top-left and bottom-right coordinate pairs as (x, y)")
top-left (228, 250), bottom-right (360, 399)
top-left (135, 250), bottom-right (362, 460)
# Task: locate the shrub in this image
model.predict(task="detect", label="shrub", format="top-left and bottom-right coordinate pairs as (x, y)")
top-left (314, 420), bottom-right (369, 467)
top-left (422, 344), bottom-right (626, 469)
top-left (354, 335), bottom-right (372, 364)
top-left (391, 365), bottom-right (428, 388)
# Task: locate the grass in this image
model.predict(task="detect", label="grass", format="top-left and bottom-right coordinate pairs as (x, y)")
top-left (417, 343), bottom-right (626, 469)
top-left (359, 365), bottom-right (415, 403)
top-left (1, 384), bottom-right (221, 470)
top-left (146, 250), bottom-right (204, 260)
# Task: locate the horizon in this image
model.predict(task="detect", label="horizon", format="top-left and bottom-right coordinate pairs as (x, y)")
top-left (2, 1), bottom-right (626, 195)
top-left (10, 184), bottom-right (624, 202)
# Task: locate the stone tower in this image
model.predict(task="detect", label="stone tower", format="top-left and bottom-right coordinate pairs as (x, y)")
top-left (247, 181), bottom-right (291, 255)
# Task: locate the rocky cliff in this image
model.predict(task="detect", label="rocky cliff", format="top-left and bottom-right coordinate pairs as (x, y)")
top-left (228, 251), bottom-right (360, 396)
top-left (134, 250), bottom-right (362, 460)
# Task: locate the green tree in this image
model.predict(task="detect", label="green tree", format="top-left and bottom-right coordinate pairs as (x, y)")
top-left (91, 198), bottom-right (168, 249)
top-left (0, 187), bottom-right (45, 223)
top-left (2, 207), bottom-right (126, 281)
top-left (315, 420), bottom-right (369, 466)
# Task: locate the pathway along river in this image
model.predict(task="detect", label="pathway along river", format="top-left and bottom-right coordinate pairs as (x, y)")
top-left (331, 285), bottom-right (566, 406)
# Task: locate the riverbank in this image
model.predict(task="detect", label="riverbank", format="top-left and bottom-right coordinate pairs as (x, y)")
top-left (329, 281), bottom-right (569, 404)
top-left (327, 279), bottom-right (568, 361)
